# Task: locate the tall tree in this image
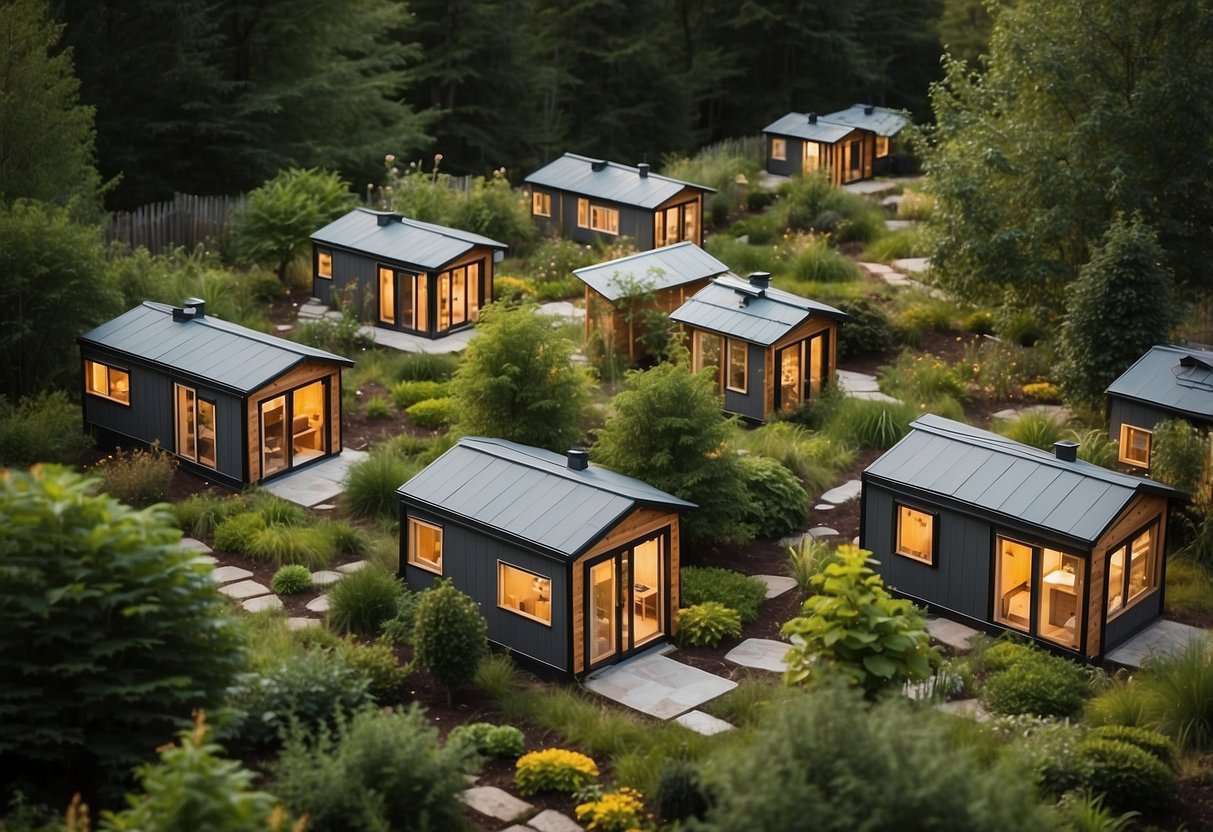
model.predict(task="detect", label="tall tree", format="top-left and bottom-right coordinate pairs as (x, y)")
top-left (920, 0), bottom-right (1213, 307)
top-left (0, 0), bottom-right (101, 209)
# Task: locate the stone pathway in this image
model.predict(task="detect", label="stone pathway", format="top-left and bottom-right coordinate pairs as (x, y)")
top-left (925, 615), bottom-right (981, 652)
top-left (674, 709), bottom-right (735, 736)
top-left (836, 369), bottom-right (899, 403)
top-left (261, 450), bottom-right (369, 507)
top-left (1105, 618), bottom-right (1208, 669)
top-left (990, 403), bottom-right (1071, 424)
top-left (752, 574), bottom-right (797, 599)
top-left (781, 479), bottom-right (861, 548)
top-left (583, 648), bottom-right (737, 720)
top-left (725, 638), bottom-right (790, 674)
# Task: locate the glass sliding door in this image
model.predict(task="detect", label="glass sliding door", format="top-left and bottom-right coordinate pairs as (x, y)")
top-left (586, 531), bottom-right (669, 668)
top-left (197, 400), bottom-right (216, 468)
top-left (809, 331), bottom-right (827, 397)
top-left (631, 536), bottom-right (663, 647)
top-left (589, 559), bottom-right (617, 665)
top-left (994, 537), bottom-right (1033, 631)
top-left (1039, 548), bottom-right (1083, 649)
top-left (175, 384), bottom-right (196, 461)
top-left (261, 395), bottom-right (288, 477)
top-left (291, 381), bottom-right (325, 464)
top-left (778, 343), bottom-right (802, 411)
top-left (378, 267), bottom-right (395, 324)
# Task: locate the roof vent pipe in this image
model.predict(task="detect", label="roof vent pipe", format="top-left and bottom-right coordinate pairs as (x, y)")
top-left (173, 298), bottom-right (206, 321)
top-left (591, 159), bottom-right (607, 172)
top-left (376, 211), bottom-right (397, 227)
top-left (748, 272), bottom-right (771, 290)
top-left (567, 448), bottom-right (589, 471)
top-left (637, 162), bottom-right (650, 178)
top-left (807, 112), bottom-right (818, 124)
top-left (864, 104), bottom-right (875, 115)
top-left (1053, 440), bottom-right (1079, 462)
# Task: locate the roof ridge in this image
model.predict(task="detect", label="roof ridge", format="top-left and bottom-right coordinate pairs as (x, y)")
top-left (574, 242), bottom-right (720, 274)
top-left (138, 301), bottom-right (350, 364)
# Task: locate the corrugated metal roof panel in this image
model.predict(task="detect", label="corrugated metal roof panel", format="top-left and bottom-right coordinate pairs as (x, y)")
top-left (1106, 344), bottom-right (1213, 422)
top-left (669, 275), bottom-right (846, 345)
top-left (398, 437), bottom-right (695, 558)
top-left (523, 153), bottom-right (713, 210)
top-left (820, 104), bottom-right (909, 137)
top-left (79, 302), bottom-right (352, 394)
top-left (762, 112), bottom-right (858, 143)
top-left (574, 243), bottom-right (730, 301)
top-left (311, 208), bottom-right (507, 270)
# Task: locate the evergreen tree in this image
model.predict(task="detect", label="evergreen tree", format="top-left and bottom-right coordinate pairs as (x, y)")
top-left (412, 580), bottom-right (488, 706)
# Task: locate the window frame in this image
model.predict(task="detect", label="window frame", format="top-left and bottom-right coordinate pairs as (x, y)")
top-left (531, 189), bottom-right (551, 217)
top-left (894, 502), bottom-right (937, 565)
top-left (692, 330), bottom-right (724, 392)
top-left (497, 561), bottom-right (553, 626)
top-left (726, 338), bottom-right (748, 393)
top-left (1106, 522), bottom-right (1160, 621)
top-left (771, 137), bottom-right (787, 161)
top-left (407, 517), bottom-right (443, 574)
top-left (84, 359), bottom-right (131, 405)
top-left (317, 249), bottom-right (333, 279)
top-left (1118, 423), bottom-right (1152, 468)
top-left (875, 135), bottom-right (890, 158)
top-left (589, 204), bottom-right (619, 235)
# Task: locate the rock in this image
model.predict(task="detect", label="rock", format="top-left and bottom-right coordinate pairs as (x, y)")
top-left (527, 809), bottom-right (586, 832)
top-left (336, 560), bottom-right (369, 574)
top-left (820, 479), bottom-right (862, 504)
top-left (459, 786), bottom-right (533, 822)
top-left (752, 574), bottom-right (797, 599)
top-left (218, 580), bottom-right (271, 599)
top-left (286, 617), bottom-right (320, 631)
top-left (310, 570), bottom-right (344, 587)
top-left (242, 594), bottom-right (283, 613)
top-left (178, 537), bottom-right (213, 553)
top-left (210, 565), bottom-right (254, 584)
top-left (807, 526), bottom-right (840, 538)
top-left (305, 595), bottom-right (330, 613)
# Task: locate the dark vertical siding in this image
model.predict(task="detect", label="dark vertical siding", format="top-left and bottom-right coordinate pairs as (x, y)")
top-left (1107, 399), bottom-right (1170, 439)
top-left (618, 206), bottom-right (653, 250)
top-left (208, 389), bottom-right (244, 482)
top-left (400, 508), bottom-right (570, 672)
top-left (766, 136), bottom-right (801, 177)
top-left (723, 343), bottom-right (766, 422)
top-left (1104, 591), bottom-right (1163, 651)
top-left (81, 349), bottom-right (173, 447)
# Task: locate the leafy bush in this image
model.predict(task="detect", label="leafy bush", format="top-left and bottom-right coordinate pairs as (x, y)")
top-left (0, 391), bottom-right (92, 467)
top-left (1149, 418), bottom-right (1206, 493)
top-left (393, 351), bottom-right (459, 382)
top-left (994, 410), bottom-right (1065, 450)
top-left (678, 602), bottom-right (742, 647)
top-left (315, 519), bottom-right (370, 557)
top-left (271, 564), bottom-right (313, 595)
top-left (654, 759), bottom-right (709, 825)
top-left (731, 421), bottom-right (854, 495)
top-left (1054, 790), bottom-right (1140, 832)
top-left (390, 380), bottom-right (448, 409)
top-left (1070, 738), bottom-right (1175, 814)
top-left (448, 722), bottom-right (526, 759)
top-left (1086, 724), bottom-right (1174, 766)
top-left (271, 704), bottom-right (475, 832)
top-left (515, 748), bottom-right (599, 796)
top-left (957, 336), bottom-right (1054, 401)
top-left (736, 454), bottom-right (808, 538)
top-left (337, 638), bottom-right (408, 702)
top-left (786, 537), bottom-right (837, 594)
top-left (380, 588), bottom-right (423, 644)
top-left (94, 444), bottom-right (178, 507)
top-left (364, 396), bottom-right (391, 419)
top-left (783, 546), bottom-right (936, 697)
top-left (405, 397), bottom-right (455, 429)
top-left (293, 311), bottom-right (375, 355)
top-left (878, 351), bottom-right (968, 406)
top-left (1067, 428), bottom-right (1119, 468)
top-left (222, 648), bottom-right (371, 751)
top-left (171, 492), bottom-right (245, 537)
top-left (327, 564), bottom-right (403, 637)
top-left (244, 490), bottom-right (308, 526)
top-left (246, 524), bottom-right (333, 569)
top-left (824, 397), bottom-right (916, 450)
top-left (982, 645), bottom-right (1093, 718)
top-left (0, 466), bottom-right (245, 801)
top-left (895, 300), bottom-right (958, 342)
top-left (494, 274), bottom-right (537, 303)
top-left (342, 449), bottom-right (424, 521)
top-left (1022, 381), bottom-right (1062, 402)
top-left (413, 579), bottom-right (489, 704)
top-left (575, 787), bottom-right (647, 832)
top-left (680, 566), bottom-right (766, 625)
top-left (1164, 557), bottom-right (1213, 618)
top-left (980, 640), bottom-right (1033, 674)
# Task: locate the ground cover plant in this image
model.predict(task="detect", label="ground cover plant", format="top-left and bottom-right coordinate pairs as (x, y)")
top-left (0, 391), bottom-right (92, 467)
top-left (680, 566), bottom-right (766, 625)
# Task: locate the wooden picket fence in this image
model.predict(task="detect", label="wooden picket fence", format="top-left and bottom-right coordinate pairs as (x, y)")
top-left (106, 192), bottom-right (245, 254)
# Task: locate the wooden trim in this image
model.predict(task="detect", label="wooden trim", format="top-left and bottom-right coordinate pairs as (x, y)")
top-left (406, 517), bottom-right (444, 574)
top-left (496, 560), bottom-right (553, 627)
top-left (245, 361), bottom-right (341, 482)
top-left (893, 501), bottom-right (938, 566)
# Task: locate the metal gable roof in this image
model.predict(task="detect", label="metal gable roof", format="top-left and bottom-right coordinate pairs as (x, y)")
top-left (79, 302), bottom-right (353, 395)
top-left (310, 208), bottom-right (507, 270)
top-left (761, 112), bottom-right (859, 144)
top-left (1106, 344), bottom-right (1213, 422)
top-left (573, 242), bottom-right (731, 301)
top-left (523, 153), bottom-right (714, 210)
top-left (398, 437), bottom-right (695, 559)
top-left (668, 275), bottom-right (846, 346)
top-left (864, 414), bottom-right (1180, 545)
top-left (819, 104), bottom-right (909, 138)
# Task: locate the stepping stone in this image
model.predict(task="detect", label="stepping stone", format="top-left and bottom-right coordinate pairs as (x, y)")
top-left (242, 594), bottom-right (283, 613)
top-left (498, 826), bottom-right (532, 832)
top-left (527, 809), bottom-right (586, 832)
top-left (459, 786), bottom-right (533, 822)
top-left (285, 617), bottom-right (320, 631)
top-left (336, 560), bottom-right (369, 574)
top-left (820, 479), bottom-right (862, 504)
top-left (857, 261), bottom-right (894, 274)
top-left (807, 526), bottom-right (839, 539)
top-left (190, 554), bottom-right (218, 566)
top-left (725, 638), bottom-right (790, 673)
top-left (753, 574), bottom-right (797, 599)
top-left (274, 324), bottom-right (293, 333)
top-left (313, 503), bottom-right (336, 511)
top-left (936, 698), bottom-right (991, 722)
top-left (218, 580), bottom-right (271, 599)
top-left (178, 537), bottom-right (213, 553)
top-left (891, 257), bottom-right (931, 273)
top-left (884, 219), bottom-right (914, 230)
top-left (925, 615), bottom-right (980, 652)
top-left (674, 709), bottom-right (735, 736)
top-left (835, 369), bottom-right (882, 393)
top-left (210, 565), bottom-right (253, 584)
top-left (306, 594), bottom-right (330, 613)
top-left (814, 503), bottom-right (834, 511)
top-left (310, 570), bottom-right (343, 587)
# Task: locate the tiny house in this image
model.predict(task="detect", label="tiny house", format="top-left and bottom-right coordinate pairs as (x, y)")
top-left (79, 300), bottom-right (353, 487)
top-left (669, 273), bottom-right (845, 422)
top-left (524, 153), bottom-right (714, 250)
top-left (1106, 344), bottom-right (1213, 471)
top-left (861, 414), bottom-right (1183, 660)
top-left (397, 437), bottom-right (695, 677)
top-left (762, 112), bottom-right (875, 186)
top-left (820, 104), bottom-right (909, 174)
top-left (574, 242), bottom-right (730, 363)
top-left (310, 208), bottom-right (507, 339)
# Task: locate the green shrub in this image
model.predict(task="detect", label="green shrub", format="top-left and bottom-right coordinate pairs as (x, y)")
top-left (338, 638), bottom-right (408, 702)
top-left (94, 444), bottom-right (178, 507)
top-left (878, 351), bottom-right (968, 406)
top-left (1054, 790), bottom-right (1141, 832)
top-left (1070, 738), bottom-right (1175, 814)
top-left (246, 524), bottom-right (333, 569)
top-left (980, 640), bottom-right (1033, 674)
top-left (1149, 418), bottom-right (1207, 493)
top-left (379, 588), bottom-right (423, 644)
top-left (678, 602), bottom-right (742, 647)
top-left (405, 397), bottom-right (455, 428)
top-left (706, 235), bottom-right (779, 275)
top-left (293, 312), bottom-right (375, 356)
top-left (211, 511), bottom-right (265, 555)
top-left (515, 748), bottom-right (599, 796)
top-left (327, 564), bottom-right (403, 637)
top-left (0, 391), bottom-right (93, 467)
top-left (390, 380), bottom-right (448, 409)
top-left (654, 759), bottom-right (709, 825)
top-left (364, 396), bottom-right (391, 419)
top-left (1086, 724), bottom-right (1174, 766)
top-left (730, 421), bottom-right (854, 495)
top-left (244, 490), bottom-right (307, 526)
top-left (413, 579), bottom-right (489, 704)
top-left (994, 410), bottom-right (1065, 450)
top-left (982, 647), bottom-right (1092, 718)
top-left (342, 451), bottom-right (424, 521)
top-left (575, 787), bottom-right (647, 832)
top-left (1067, 428), bottom-right (1119, 468)
top-left (895, 300), bottom-right (958, 341)
top-left (448, 722), bottom-right (526, 758)
top-left (494, 274), bottom-right (536, 303)
top-left (271, 704), bottom-right (475, 832)
top-left (779, 235), bottom-right (860, 283)
top-left (1164, 557), bottom-right (1213, 618)
top-left (786, 537), bottom-right (837, 594)
top-left (736, 454), bottom-right (808, 538)
top-left (680, 566), bottom-right (767, 625)
top-left (315, 519), bottom-right (371, 557)
top-left (896, 189), bottom-right (934, 221)
top-left (1140, 635), bottom-right (1213, 751)
top-left (961, 309), bottom-right (996, 334)
top-left (271, 564), bottom-right (313, 595)
top-left (1084, 677), bottom-right (1156, 729)
top-left (861, 227), bottom-right (930, 262)
top-left (824, 397), bottom-right (916, 450)
top-left (475, 652), bottom-right (524, 700)
top-left (393, 351), bottom-right (459, 382)
top-left (171, 493), bottom-right (244, 537)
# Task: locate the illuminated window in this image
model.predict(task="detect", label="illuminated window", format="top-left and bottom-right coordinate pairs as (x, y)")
top-left (1039, 548), bottom-right (1083, 650)
top-left (317, 250), bottom-right (332, 279)
top-left (876, 135), bottom-right (890, 158)
top-left (994, 536), bottom-right (1033, 632)
top-left (693, 331), bottom-right (723, 392)
top-left (895, 504), bottom-right (935, 564)
top-left (1108, 525), bottom-right (1157, 618)
top-left (727, 339), bottom-right (747, 393)
top-left (1118, 424), bottom-right (1151, 468)
top-left (498, 562), bottom-right (552, 625)
top-left (771, 137), bottom-right (787, 161)
top-left (84, 359), bottom-right (130, 405)
top-left (589, 205), bottom-right (619, 235)
top-left (408, 518), bottom-right (443, 574)
top-left (532, 190), bottom-right (551, 217)
top-left (577, 197), bottom-right (589, 228)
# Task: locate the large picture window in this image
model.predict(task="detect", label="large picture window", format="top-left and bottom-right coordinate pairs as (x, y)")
top-left (895, 504), bottom-right (935, 564)
top-left (727, 339), bottom-right (748, 393)
top-left (1118, 424), bottom-right (1151, 468)
top-left (654, 200), bottom-right (700, 248)
top-left (85, 359), bottom-right (130, 405)
top-left (498, 562), bottom-right (552, 625)
top-left (1107, 525), bottom-right (1158, 618)
top-left (408, 518), bottom-right (443, 574)
top-left (532, 190), bottom-right (551, 217)
top-left (994, 534), bottom-right (1086, 651)
top-left (590, 205), bottom-right (619, 235)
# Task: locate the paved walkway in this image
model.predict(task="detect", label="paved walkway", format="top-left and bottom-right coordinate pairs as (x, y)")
top-left (261, 450), bottom-right (368, 507)
top-left (725, 638), bottom-right (789, 673)
top-left (1105, 619), bottom-right (1208, 668)
top-left (583, 648), bottom-right (737, 721)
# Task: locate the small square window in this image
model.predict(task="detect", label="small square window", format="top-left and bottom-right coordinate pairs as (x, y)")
top-left (895, 504), bottom-right (935, 564)
top-left (84, 359), bottom-right (130, 405)
top-left (408, 517), bottom-right (443, 574)
top-left (771, 137), bottom-right (787, 161)
top-left (1118, 424), bottom-right (1151, 468)
top-left (532, 190), bottom-right (551, 217)
top-left (498, 562), bottom-right (552, 625)
top-left (317, 250), bottom-right (333, 279)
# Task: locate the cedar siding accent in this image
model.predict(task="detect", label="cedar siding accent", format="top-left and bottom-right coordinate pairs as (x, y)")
top-left (245, 360), bottom-right (342, 483)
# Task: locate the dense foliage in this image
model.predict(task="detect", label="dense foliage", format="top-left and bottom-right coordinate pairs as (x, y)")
top-left (412, 579), bottom-right (489, 704)
top-left (0, 466), bottom-right (245, 803)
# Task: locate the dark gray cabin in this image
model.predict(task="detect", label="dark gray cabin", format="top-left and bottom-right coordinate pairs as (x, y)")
top-left (1105, 344), bottom-right (1213, 471)
top-left (669, 273), bottom-right (845, 422)
top-left (79, 300), bottom-right (353, 487)
top-left (311, 208), bottom-right (507, 339)
top-left (397, 437), bottom-right (695, 677)
top-left (861, 414), bottom-right (1182, 660)
top-left (820, 104), bottom-right (910, 174)
top-left (524, 153), bottom-right (713, 250)
top-left (761, 112), bottom-right (874, 186)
